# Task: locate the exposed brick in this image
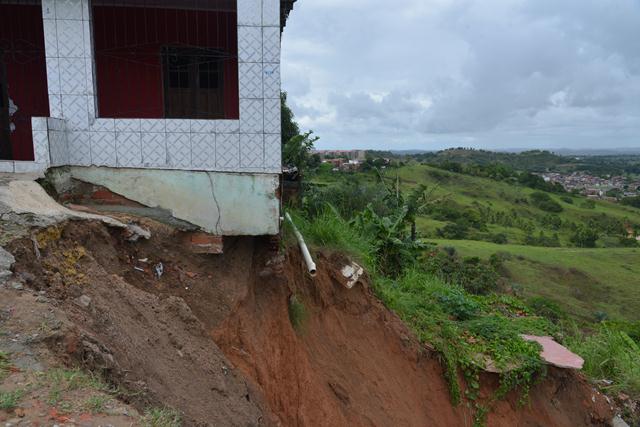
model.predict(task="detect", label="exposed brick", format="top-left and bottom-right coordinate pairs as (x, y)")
top-left (186, 232), bottom-right (224, 254)
top-left (89, 187), bottom-right (142, 206)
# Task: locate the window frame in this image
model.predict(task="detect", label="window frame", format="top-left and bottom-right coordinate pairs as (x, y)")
top-left (160, 46), bottom-right (226, 120)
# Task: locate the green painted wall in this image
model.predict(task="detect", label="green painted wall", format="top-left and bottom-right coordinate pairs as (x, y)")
top-left (67, 167), bottom-right (280, 236)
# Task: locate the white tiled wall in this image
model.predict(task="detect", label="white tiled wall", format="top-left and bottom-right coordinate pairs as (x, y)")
top-left (30, 0), bottom-right (282, 174)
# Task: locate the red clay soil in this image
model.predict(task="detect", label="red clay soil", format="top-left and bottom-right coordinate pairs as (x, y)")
top-left (6, 218), bottom-right (614, 427)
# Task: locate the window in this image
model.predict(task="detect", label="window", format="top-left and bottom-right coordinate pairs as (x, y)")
top-left (162, 47), bottom-right (225, 119)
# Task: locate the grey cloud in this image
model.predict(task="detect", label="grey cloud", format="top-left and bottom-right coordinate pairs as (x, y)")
top-left (281, 0), bottom-right (640, 150)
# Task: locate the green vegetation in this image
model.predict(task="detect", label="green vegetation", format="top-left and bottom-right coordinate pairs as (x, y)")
top-left (289, 206), bottom-right (554, 422)
top-left (0, 351), bottom-right (11, 380)
top-left (566, 325), bottom-right (640, 398)
top-left (289, 134), bottom-right (640, 420)
top-left (385, 147), bottom-right (640, 176)
top-left (622, 196), bottom-right (640, 208)
top-left (288, 294), bottom-right (308, 332)
top-left (83, 395), bottom-right (110, 414)
top-left (0, 389), bottom-right (24, 411)
top-left (43, 368), bottom-right (113, 407)
top-left (280, 91), bottom-right (300, 146)
top-left (142, 407), bottom-right (182, 427)
top-left (428, 239), bottom-right (640, 322)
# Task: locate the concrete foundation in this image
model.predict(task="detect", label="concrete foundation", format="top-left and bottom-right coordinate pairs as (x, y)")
top-left (50, 167), bottom-right (280, 236)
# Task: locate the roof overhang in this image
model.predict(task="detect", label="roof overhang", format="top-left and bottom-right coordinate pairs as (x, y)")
top-left (280, 0), bottom-right (297, 31)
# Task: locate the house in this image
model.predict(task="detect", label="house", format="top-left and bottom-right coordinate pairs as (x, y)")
top-left (314, 149), bottom-right (366, 161)
top-left (0, 0), bottom-right (296, 238)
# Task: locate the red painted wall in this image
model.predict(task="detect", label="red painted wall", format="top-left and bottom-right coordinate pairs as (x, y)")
top-left (93, 6), bottom-right (239, 119)
top-left (0, 4), bottom-right (49, 161)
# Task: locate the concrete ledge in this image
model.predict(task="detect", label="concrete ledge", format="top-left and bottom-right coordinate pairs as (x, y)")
top-left (49, 166), bottom-right (280, 236)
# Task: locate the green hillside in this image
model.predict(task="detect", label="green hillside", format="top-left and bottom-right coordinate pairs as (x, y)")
top-left (309, 162), bottom-right (640, 322)
top-left (392, 164), bottom-right (640, 246)
top-left (427, 239), bottom-right (640, 322)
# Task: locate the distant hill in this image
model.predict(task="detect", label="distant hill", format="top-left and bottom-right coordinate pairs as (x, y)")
top-left (374, 148), bottom-right (640, 175)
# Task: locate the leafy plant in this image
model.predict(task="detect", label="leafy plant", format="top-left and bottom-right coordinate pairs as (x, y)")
top-left (351, 206), bottom-right (427, 276)
top-left (283, 131), bottom-right (319, 174)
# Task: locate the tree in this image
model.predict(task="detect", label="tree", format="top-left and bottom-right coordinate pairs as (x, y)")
top-left (570, 225), bottom-right (599, 248)
top-left (281, 91), bottom-right (300, 145)
top-left (283, 131), bottom-right (319, 174)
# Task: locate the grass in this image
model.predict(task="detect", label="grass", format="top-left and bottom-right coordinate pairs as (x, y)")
top-left (83, 395), bottom-right (110, 414)
top-left (286, 209), bottom-right (376, 270)
top-left (43, 368), bottom-right (112, 407)
top-left (566, 325), bottom-right (640, 398)
top-left (0, 352), bottom-right (11, 380)
top-left (288, 294), bottom-right (308, 332)
top-left (142, 407), bottom-right (182, 427)
top-left (0, 389), bottom-right (24, 411)
top-left (427, 239), bottom-right (640, 322)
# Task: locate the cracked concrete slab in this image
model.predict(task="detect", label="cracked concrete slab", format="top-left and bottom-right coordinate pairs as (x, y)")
top-left (0, 173), bottom-right (128, 245)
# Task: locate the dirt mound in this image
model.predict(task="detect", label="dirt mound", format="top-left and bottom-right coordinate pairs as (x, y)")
top-left (6, 218), bottom-right (613, 426)
top-left (7, 220), bottom-right (267, 426)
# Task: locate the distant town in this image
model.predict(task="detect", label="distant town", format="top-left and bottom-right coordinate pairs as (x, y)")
top-left (540, 172), bottom-right (640, 200)
top-left (312, 149), bottom-right (371, 172)
top-left (312, 150), bottom-right (640, 202)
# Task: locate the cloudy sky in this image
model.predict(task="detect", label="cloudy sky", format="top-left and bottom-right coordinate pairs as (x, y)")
top-left (280, 0), bottom-right (640, 151)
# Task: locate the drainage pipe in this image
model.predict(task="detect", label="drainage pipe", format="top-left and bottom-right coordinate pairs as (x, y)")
top-left (284, 212), bottom-right (317, 276)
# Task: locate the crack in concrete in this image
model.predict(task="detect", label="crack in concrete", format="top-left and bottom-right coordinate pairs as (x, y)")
top-left (207, 173), bottom-right (222, 235)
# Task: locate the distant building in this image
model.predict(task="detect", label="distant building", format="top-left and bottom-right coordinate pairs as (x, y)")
top-left (313, 150), bottom-right (366, 161)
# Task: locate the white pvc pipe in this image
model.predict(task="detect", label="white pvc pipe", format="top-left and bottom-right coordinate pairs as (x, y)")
top-left (285, 212), bottom-right (317, 276)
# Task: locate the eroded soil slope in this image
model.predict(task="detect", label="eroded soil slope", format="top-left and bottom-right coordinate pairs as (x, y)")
top-left (5, 218), bottom-right (613, 426)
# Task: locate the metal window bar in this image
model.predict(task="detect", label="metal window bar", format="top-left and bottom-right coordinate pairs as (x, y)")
top-left (92, 0), bottom-right (237, 119)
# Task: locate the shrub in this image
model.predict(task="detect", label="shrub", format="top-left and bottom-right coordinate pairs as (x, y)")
top-left (489, 233), bottom-right (508, 244)
top-left (581, 199), bottom-right (596, 209)
top-left (561, 196), bottom-right (574, 204)
top-left (424, 249), bottom-right (500, 295)
top-left (527, 297), bottom-right (566, 323)
top-left (570, 225), bottom-right (599, 248)
top-left (352, 207), bottom-right (427, 276)
top-left (529, 192), bottom-right (563, 213)
top-left (302, 180), bottom-right (389, 220)
top-left (437, 222), bottom-right (469, 240)
top-left (437, 289), bottom-right (481, 321)
top-left (621, 196), bottom-right (640, 209)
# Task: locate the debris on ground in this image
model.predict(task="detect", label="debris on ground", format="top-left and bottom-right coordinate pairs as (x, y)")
top-left (339, 261), bottom-right (364, 289)
top-left (124, 223), bottom-right (151, 242)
